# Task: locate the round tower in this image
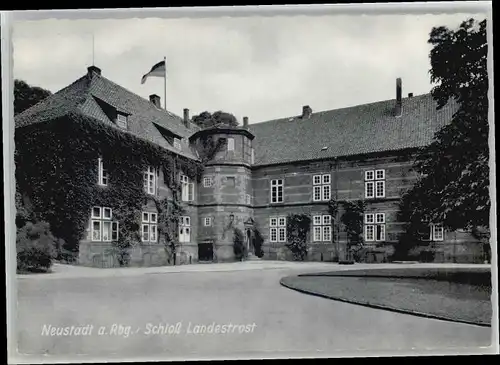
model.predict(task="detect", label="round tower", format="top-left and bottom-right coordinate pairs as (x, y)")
top-left (189, 121), bottom-right (255, 262)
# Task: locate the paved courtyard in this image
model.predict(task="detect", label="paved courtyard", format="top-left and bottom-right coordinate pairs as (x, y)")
top-left (13, 262), bottom-right (494, 362)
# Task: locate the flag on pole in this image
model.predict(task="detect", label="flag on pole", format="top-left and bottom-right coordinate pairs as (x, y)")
top-left (141, 60), bottom-right (166, 84)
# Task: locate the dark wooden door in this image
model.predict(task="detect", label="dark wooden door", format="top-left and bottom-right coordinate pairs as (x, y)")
top-left (198, 241), bottom-right (213, 261)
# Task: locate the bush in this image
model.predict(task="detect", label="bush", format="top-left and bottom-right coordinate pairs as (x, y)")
top-left (17, 221), bottom-right (58, 272)
top-left (233, 228), bottom-right (247, 261)
top-left (253, 228), bottom-right (264, 258)
top-left (390, 232), bottom-right (419, 261)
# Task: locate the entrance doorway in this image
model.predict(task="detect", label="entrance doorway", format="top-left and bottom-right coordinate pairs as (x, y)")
top-left (245, 229), bottom-right (253, 254)
top-left (198, 240), bottom-right (214, 262)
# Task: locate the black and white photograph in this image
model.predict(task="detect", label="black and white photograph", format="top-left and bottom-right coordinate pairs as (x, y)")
top-left (2, 2), bottom-right (498, 363)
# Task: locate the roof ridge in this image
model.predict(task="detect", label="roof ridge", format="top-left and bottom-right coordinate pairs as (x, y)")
top-left (94, 73), bottom-right (182, 119)
top-left (251, 92), bottom-right (433, 126)
top-left (15, 75), bottom-right (90, 121)
top-left (92, 73), bottom-right (202, 132)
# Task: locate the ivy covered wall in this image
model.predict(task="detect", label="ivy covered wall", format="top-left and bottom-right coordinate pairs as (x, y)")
top-left (15, 112), bottom-right (203, 263)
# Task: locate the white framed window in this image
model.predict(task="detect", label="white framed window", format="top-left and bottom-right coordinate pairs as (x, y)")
top-left (364, 212), bottom-right (385, 242)
top-left (312, 174), bottom-right (331, 201)
top-left (365, 169), bottom-right (385, 198)
top-left (141, 212), bottom-right (158, 243)
top-left (97, 158), bottom-right (108, 186)
top-left (376, 181), bottom-right (385, 198)
top-left (246, 194), bottom-right (252, 205)
top-left (204, 217), bottom-right (212, 227)
top-left (179, 216), bottom-right (191, 243)
top-left (116, 113), bottom-right (127, 129)
top-left (227, 138), bottom-right (235, 151)
top-left (270, 216), bottom-right (286, 243)
top-left (103, 207), bottom-right (112, 219)
top-left (92, 206), bottom-right (102, 219)
top-left (181, 174), bottom-right (194, 202)
top-left (420, 223), bottom-right (445, 241)
top-left (251, 148), bottom-right (255, 164)
top-left (91, 206), bottom-right (119, 242)
top-left (270, 179), bottom-right (284, 203)
top-left (203, 176), bottom-right (213, 187)
top-left (143, 166), bottom-right (157, 195)
top-left (376, 169), bottom-right (385, 180)
top-left (313, 214), bottom-right (332, 242)
top-left (173, 138), bottom-right (182, 150)
top-left (432, 224), bottom-right (444, 241)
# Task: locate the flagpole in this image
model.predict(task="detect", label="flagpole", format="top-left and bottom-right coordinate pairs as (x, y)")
top-left (163, 56), bottom-right (167, 110)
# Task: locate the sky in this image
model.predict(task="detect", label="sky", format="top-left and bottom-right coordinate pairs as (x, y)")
top-left (11, 9), bottom-right (486, 124)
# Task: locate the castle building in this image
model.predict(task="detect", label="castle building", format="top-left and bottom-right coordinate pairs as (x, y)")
top-left (14, 66), bottom-right (486, 266)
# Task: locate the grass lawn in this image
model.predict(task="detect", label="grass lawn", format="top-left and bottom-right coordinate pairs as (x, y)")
top-left (281, 267), bottom-right (492, 326)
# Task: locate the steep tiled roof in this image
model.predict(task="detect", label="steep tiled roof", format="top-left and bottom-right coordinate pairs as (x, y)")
top-left (249, 94), bottom-right (459, 166)
top-left (15, 69), bottom-right (200, 160)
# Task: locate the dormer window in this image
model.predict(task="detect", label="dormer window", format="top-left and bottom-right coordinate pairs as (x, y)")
top-left (116, 113), bottom-right (128, 129)
top-left (174, 138), bottom-right (182, 150)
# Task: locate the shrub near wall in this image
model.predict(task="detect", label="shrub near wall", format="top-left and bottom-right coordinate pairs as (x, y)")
top-left (17, 221), bottom-right (58, 272)
top-left (15, 113), bottom-right (203, 264)
top-left (233, 228), bottom-right (247, 261)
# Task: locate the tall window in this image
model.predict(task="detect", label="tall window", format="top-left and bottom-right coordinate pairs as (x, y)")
top-left (143, 166), bottom-right (157, 195)
top-left (251, 148), bottom-right (255, 164)
top-left (141, 212), bottom-right (158, 243)
top-left (312, 215), bottom-right (332, 242)
top-left (97, 158), bottom-right (108, 186)
top-left (179, 216), bottom-right (191, 243)
top-left (270, 179), bottom-right (284, 203)
top-left (116, 113), bottom-right (128, 129)
top-left (227, 138), bottom-right (235, 151)
top-left (364, 213), bottom-right (385, 242)
top-left (365, 169), bottom-right (385, 198)
top-left (203, 217), bottom-right (212, 227)
top-left (91, 206), bottom-right (119, 242)
top-left (312, 174), bottom-right (331, 201)
top-left (181, 174), bottom-right (194, 202)
top-left (270, 217), bottom-right (286, 243)
top-left (246, 194), bottom-right (252, 205)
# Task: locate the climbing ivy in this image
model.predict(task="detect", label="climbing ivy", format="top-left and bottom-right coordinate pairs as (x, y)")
top-left (15, 112), bottom-right (204, 264)
top-left (195, 134), bottom-right (227, 163)
top-left (286, 214), bottom-right (311, 261)
top-left (328, 199), bottom-right (366, 260)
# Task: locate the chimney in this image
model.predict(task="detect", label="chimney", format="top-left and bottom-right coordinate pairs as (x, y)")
top-left (87, 65), bottom-right (101, 77)
top-left (395, 78), bottom-right (402, 117)
top-left (408, 92), bottom-right (413, 98)
top-left (243, 116), bottom-right (249, 128)
top-left (302, 105), bottom-right (312, 119)
top-left (183, 108), bottom-right (190, 127)
top-left (149, 94), bottom-right (161, 108)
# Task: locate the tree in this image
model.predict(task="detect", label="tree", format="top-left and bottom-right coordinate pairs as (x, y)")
top-left (14, 79), bottom-right (52, 116)
top-left (192, 110), bottom-right (239, 128)
top-left (399, 19), bottom-right (489, 240)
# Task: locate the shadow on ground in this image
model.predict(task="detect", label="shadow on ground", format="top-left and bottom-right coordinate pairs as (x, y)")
top-left (280, 266), bottom-right (492, 326)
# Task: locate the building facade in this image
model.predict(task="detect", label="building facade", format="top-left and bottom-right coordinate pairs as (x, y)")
top-left (14, 66), bottom-right (486, 267)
